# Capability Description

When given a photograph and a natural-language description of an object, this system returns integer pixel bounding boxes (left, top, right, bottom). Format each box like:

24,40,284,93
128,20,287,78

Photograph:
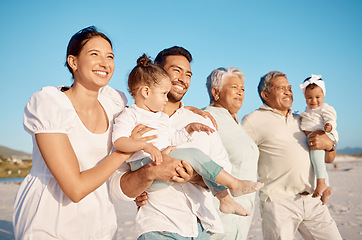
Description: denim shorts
137,221,210,240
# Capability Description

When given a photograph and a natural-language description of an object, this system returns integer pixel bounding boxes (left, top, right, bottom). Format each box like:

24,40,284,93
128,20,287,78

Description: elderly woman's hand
184,106,218,130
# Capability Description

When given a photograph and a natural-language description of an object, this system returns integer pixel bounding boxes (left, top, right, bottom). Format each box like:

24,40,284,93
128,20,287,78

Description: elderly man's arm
308,130,337,163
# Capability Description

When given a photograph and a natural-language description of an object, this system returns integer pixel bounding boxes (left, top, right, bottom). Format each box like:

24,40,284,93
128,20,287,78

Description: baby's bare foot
229,180,264,197
219,196,250,216
312,181,329,198
321,187,333,205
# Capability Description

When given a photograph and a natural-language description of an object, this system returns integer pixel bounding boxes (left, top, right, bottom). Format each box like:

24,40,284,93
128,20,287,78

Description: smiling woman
12,26,134,240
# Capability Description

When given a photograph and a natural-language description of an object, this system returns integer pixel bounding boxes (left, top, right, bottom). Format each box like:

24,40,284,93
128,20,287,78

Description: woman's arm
36,133,131,203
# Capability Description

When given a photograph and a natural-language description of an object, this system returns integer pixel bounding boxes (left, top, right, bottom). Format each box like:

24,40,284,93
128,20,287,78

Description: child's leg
215,170,263,197
203,177,250,216
130,158,172,191
170,148,263,197
215,189,251,216
307,132,334,199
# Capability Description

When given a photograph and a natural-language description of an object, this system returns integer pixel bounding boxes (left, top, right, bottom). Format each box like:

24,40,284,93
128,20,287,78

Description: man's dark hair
154,46,192,67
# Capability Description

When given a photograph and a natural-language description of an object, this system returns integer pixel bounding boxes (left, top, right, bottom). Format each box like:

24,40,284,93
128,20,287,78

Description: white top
242,105,314,202
205,106,259,240
112,104,190,162
13,86,127,240
109,105,231,238
300,103,339,142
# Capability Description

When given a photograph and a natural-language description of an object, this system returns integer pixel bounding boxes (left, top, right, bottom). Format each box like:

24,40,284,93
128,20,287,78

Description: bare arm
120,148,188,198
184,106,218,130
113,137,162,164
308,130,337,163
36,133,131,203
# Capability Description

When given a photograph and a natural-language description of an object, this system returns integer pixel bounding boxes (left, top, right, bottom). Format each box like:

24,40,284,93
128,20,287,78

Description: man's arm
120,148,195,198
308,130,337,163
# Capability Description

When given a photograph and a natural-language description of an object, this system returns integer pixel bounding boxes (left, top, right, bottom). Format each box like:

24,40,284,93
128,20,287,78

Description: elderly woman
204,67,259,240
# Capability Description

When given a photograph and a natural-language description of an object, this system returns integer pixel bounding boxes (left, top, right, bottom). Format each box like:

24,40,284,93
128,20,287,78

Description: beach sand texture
1,156,361,240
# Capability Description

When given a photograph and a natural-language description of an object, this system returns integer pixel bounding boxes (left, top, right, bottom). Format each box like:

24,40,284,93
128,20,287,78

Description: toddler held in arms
112,54,263,216
300,74,339,204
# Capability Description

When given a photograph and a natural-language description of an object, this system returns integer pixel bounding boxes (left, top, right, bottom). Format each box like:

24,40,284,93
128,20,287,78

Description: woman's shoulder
98,85,128,120
24,86,76,134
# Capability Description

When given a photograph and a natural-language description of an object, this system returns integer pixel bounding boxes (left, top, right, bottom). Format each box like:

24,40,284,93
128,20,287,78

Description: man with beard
110,46,231,239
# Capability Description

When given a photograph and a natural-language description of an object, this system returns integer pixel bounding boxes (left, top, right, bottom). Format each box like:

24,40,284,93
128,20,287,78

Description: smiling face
213,75,245,116
262,76,293,116
162,55,192,102
304,84,324,109
144,76,172,112
68,36,114,91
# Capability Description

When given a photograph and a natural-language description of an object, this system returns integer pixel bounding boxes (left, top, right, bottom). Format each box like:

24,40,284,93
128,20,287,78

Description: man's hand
308,130,333,150
308,130,336,163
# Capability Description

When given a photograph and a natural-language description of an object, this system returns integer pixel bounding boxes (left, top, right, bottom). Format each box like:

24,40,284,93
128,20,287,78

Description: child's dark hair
65,26,112,77
128,54,169,97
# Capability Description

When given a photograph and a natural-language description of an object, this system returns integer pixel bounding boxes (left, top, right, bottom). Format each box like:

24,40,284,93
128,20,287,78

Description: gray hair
258,71,287,103
206,67,245,103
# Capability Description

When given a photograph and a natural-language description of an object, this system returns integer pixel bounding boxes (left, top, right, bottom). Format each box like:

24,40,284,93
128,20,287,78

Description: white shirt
300,103,339,142
112,104,190,162
110,105,231,238
14,86,127,240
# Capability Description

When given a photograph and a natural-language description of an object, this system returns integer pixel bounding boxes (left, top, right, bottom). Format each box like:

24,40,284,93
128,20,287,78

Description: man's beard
167,90,185,103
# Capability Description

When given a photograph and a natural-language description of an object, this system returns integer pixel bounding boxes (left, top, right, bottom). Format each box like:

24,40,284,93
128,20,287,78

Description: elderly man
242,71,342,240
110,46,232,239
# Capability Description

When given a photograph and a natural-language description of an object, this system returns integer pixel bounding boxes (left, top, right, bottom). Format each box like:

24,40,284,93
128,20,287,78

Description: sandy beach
1,156,361,240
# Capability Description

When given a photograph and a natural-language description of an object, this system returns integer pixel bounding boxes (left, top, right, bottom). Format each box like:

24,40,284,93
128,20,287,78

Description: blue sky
1,0,361,153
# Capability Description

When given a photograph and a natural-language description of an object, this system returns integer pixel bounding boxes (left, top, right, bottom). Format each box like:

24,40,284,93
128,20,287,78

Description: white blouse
13,85,127,240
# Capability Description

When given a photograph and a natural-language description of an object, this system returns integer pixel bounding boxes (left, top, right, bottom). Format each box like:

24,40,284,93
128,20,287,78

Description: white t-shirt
112,104,190,162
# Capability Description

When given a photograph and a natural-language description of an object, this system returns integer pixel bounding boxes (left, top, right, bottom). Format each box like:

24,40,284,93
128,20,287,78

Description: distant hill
337,147,362,155
0,145,32,159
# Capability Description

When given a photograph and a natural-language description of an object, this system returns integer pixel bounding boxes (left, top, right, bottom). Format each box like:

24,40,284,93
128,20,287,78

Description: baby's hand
324,123,333,133
144,143,162,165
185,122,215,135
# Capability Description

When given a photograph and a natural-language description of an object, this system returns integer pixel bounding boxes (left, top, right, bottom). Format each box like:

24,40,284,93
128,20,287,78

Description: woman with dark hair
13,26,138,239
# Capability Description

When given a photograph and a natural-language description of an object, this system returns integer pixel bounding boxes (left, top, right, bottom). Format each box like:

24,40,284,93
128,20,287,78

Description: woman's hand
185,122,215,136
184,106,218,130
130,124,157,142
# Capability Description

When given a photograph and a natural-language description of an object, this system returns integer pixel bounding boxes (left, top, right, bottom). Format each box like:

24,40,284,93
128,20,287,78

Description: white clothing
242,105,314,202
242,104,341,239
205,106,259,240
112,104,190,162
110,105,231,238
260,194,342,240
13,86,127,240
300,103,339,142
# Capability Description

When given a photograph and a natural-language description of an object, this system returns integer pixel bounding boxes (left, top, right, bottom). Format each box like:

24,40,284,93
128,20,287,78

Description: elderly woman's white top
205,106,259,240
13,85,127,240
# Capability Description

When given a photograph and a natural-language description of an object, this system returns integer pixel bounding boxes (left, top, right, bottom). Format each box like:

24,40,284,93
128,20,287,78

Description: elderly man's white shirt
110,105,231,238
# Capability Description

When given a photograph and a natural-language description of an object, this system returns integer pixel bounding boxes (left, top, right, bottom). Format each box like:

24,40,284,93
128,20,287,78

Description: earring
214,95,219,101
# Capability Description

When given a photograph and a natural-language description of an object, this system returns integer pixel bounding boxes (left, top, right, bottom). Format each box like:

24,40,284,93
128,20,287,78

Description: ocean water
0,178,24,183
